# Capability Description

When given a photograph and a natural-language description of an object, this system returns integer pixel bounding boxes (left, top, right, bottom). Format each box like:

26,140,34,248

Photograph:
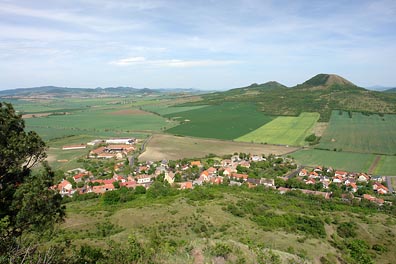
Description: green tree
0,102,65,255
113,181,120,189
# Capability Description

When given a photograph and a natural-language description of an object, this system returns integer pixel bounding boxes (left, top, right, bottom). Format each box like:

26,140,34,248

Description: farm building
62,144,86,150
105,138,136,145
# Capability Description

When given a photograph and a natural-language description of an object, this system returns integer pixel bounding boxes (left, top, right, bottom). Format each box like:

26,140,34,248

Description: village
54,138,393,206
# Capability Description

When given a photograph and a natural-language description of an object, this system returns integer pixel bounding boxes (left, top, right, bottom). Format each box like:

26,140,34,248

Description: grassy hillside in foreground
164,102,273,140
192,74,396,121
56,185,396,264
236,112,319,146
318,111,396,155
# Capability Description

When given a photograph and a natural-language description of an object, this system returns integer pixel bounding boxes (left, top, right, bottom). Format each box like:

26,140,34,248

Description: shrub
337,221,357,238
210,243,232,258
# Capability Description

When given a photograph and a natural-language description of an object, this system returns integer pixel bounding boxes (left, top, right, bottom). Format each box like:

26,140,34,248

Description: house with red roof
73,173,86,183
56,180,74,196
335,171,348,177
230,173,248,181
309,171,319,179
120,181,137,189
332,176,343,183
305,179,315,185
190,161,202,167
299,169,308,177
373,182,388,194
178,181,193,190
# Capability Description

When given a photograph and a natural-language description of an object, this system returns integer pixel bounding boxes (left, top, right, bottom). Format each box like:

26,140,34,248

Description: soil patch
139,134,299,162
22,113,52,119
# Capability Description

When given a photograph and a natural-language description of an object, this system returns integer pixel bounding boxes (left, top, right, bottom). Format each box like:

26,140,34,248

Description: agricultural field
318,111,396,155
24,107,177,140
141,104,208,115
374,156,396,176
236,112,319,146
165,102,273,140
139,134,297,162
290,149,376,173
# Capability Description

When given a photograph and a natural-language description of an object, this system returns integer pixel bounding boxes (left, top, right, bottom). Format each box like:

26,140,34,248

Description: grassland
139,134,298,161
290,149,376,173
165,102,273,140
319,111,396,155
236,112,319,146
59,185,396,264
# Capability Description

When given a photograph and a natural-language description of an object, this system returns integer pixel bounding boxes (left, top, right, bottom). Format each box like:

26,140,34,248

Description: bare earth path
368,155,381,174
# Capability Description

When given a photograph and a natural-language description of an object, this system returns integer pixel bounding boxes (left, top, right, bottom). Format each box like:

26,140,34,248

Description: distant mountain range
366,85,396,92
193,73,396,121
0,86,205,97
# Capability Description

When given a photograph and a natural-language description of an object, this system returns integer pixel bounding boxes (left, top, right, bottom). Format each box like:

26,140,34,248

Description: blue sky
0,0,395,90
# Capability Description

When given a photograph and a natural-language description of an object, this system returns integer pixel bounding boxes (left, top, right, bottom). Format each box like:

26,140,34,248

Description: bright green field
25,108,177,138
290,149,376,173
319,111,396,155
141,104,209,115
236,112,319,146
374,156,396,176
165,102,273,140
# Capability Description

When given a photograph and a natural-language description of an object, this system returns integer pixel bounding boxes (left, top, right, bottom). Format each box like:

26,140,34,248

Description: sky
0,0,395,90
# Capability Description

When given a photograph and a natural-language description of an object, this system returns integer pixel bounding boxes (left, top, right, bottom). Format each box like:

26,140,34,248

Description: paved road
386,176,394,193
285,166,303,179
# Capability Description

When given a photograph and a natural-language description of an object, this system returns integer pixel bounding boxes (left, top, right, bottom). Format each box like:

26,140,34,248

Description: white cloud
110,56,240,67
110,56,147,65
0,2,142,32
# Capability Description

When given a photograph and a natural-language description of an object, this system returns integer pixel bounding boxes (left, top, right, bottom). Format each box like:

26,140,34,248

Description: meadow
165,102,273,140
236,112,319,146
139,134,297,162
318,111,396,155
290,149,376,173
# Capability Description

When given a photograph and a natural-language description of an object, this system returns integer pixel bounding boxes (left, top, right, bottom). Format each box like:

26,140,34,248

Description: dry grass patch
312,122,328,137
139,134,298,161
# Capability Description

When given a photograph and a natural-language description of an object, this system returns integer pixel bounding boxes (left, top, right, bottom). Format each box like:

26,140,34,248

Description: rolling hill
0,86,204,98
196,74,396,121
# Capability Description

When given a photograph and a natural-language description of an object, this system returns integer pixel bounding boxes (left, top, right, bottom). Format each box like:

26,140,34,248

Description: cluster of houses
298,166,389,195
52,152,392,206
52,154,276,196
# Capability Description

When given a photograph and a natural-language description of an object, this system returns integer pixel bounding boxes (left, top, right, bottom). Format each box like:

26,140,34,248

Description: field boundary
368,155,381,174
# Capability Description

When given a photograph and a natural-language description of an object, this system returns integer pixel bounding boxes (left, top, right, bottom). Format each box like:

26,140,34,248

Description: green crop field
236,112,319,146
164,102,273,140
25,107,177,137
141,104,208,115
374,156,396,176
290,149,376,173
318,111,396,155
